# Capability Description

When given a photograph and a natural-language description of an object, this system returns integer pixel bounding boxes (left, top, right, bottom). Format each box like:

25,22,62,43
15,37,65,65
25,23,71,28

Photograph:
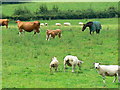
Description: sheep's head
78,60,84,65
94,63,100,69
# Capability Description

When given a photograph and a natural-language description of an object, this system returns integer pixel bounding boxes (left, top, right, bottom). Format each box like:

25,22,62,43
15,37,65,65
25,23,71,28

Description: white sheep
64,22,71,26
50,57,59,72
45,23,48,26
40,23,44,26
64,55,84,72
55,23,61,26
94,63,120,83
78,22,84,26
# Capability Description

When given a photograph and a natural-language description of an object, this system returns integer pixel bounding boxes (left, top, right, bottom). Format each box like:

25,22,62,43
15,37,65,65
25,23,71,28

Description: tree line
2,4,119,20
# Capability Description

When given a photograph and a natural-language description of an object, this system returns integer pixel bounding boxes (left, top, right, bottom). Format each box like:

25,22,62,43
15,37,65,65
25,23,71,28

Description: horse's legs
90,31,92,35
98,29,100,33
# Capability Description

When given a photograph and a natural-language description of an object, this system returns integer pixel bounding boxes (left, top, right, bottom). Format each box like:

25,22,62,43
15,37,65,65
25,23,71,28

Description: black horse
82,21,102,34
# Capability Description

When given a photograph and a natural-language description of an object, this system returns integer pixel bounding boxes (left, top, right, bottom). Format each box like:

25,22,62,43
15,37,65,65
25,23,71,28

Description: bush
10,5,119,20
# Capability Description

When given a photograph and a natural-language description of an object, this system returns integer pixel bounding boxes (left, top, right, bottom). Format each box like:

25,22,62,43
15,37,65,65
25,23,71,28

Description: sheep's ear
93,63,95,65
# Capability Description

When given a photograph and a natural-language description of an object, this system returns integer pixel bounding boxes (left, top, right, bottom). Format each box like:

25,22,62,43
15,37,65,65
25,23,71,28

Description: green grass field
2,18,119,88
2,2,118,16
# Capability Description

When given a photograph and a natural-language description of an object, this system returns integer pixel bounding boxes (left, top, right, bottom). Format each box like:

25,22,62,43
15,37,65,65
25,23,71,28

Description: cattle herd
0,19,120,84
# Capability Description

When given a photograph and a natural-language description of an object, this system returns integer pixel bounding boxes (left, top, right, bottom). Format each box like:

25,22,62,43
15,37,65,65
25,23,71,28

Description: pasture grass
2,18,118,88
2,2,118,16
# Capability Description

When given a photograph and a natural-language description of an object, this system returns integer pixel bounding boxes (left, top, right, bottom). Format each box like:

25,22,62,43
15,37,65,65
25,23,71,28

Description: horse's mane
86,22,93,25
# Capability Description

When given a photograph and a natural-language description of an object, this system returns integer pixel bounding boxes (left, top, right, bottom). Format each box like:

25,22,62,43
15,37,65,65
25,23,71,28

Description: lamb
50,57,59,72
94,63,120,83
64,55,84,72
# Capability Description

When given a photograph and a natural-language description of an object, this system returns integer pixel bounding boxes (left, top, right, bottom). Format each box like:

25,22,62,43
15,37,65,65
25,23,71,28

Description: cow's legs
6,25,8,29
46,34,49,41
58,33,61,38
19,29,23,36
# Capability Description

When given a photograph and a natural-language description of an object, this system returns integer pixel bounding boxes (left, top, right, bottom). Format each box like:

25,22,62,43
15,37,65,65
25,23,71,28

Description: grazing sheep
55,23,61,26
94,63,120,83
64,55,84,72
79,22,84,26
40,23,44,26
64,22,71,26
50,57,59,72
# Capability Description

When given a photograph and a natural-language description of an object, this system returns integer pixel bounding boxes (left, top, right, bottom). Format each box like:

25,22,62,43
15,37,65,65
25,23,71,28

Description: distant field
2,2,118,16
2,18,119,88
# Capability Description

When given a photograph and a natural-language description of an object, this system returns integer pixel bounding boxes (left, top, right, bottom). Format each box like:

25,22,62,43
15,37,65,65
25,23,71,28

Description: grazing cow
50,57,59,73
55,23,61,26
0,19,9,28
82,21,102,34
64,55,84,72
94,63,120,83
16,20,40,35
64,22,71,26
46,29,62,41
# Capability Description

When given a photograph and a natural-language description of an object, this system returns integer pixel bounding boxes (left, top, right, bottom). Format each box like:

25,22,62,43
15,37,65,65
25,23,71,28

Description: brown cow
16,20,40,35
0,19,9,28
46,29,62,41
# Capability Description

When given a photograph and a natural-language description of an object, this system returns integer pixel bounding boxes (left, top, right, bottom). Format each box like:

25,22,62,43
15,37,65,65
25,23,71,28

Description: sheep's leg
102,76,106,83
50,67,52,72
72,65,75,72
118,76,120,83
55,67,58,72
79,65,81,70
113,75,117,83
64,62,66,72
